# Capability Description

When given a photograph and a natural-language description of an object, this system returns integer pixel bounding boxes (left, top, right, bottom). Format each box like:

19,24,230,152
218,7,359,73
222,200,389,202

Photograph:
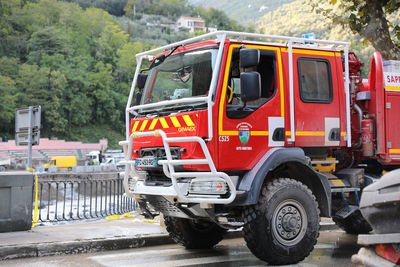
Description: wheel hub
276,205,302,240
272,199,307,246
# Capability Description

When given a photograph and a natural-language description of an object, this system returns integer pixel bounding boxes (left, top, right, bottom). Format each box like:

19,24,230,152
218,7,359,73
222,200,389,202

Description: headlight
188,179,227,195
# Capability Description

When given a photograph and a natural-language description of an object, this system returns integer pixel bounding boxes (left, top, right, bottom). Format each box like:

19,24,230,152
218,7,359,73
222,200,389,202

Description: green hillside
189,0,295,25
0,0,251,147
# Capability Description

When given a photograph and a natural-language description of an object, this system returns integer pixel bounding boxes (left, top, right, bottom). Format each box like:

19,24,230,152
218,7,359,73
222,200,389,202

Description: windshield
140,49,217,112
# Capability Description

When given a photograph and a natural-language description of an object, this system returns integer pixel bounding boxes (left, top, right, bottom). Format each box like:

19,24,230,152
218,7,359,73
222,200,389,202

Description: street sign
15,106,41,146
15,131,40,146
15,106,41,168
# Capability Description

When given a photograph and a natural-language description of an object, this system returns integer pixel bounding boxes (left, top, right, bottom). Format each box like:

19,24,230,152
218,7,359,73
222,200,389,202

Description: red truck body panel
130,40,400,171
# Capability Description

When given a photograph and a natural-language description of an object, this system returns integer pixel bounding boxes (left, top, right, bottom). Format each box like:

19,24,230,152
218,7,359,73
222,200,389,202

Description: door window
226,49,277,118
298,58,332,103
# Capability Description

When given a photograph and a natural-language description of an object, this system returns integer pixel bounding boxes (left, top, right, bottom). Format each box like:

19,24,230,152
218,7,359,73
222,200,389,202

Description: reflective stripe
148,118,159,130
386,86,400,91
159,118,169,128
295,131,325,136
170,116,181,127
132,121,140,132
139,120,149,131
251,131,269,136
281,48,336,57
182,115,195,126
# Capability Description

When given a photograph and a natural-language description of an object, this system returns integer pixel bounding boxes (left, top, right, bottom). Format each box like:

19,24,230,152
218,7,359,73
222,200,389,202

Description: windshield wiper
141,45,182,72
163,103,207,113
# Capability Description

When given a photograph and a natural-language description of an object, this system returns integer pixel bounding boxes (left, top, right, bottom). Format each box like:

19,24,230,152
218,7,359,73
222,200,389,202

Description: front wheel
164,216,226,249
243,178,320,265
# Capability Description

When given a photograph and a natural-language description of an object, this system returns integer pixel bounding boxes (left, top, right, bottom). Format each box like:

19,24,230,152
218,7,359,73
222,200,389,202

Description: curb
0,234,174,261
0,223,337,261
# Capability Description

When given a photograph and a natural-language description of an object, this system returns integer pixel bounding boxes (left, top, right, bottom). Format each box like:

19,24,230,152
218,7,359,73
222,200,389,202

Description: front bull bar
119,130,236,204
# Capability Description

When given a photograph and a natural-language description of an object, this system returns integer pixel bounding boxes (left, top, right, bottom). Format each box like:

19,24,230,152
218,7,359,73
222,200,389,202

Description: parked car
352,169,400,266
0,158,10,172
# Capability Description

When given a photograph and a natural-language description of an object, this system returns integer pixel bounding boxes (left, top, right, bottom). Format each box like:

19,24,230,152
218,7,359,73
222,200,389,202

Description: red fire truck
119,31,400,264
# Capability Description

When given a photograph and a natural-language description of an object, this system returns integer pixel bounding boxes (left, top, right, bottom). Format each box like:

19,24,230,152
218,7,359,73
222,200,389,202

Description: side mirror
240,72,261,102
240,48,260,68
137,73,148,89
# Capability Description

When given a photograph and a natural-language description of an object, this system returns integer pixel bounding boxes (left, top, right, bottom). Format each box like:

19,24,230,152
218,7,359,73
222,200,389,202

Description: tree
95,23,128,67
45,71,68,136
310,0,400,60
124,0,135,19
27,27,70,63
0,75,16,133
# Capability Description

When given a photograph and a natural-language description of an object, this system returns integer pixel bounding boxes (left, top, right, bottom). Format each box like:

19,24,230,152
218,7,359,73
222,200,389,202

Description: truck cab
119,31,400,264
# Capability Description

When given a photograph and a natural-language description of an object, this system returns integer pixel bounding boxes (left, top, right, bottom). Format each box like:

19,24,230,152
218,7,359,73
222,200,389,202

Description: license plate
135,157,158,168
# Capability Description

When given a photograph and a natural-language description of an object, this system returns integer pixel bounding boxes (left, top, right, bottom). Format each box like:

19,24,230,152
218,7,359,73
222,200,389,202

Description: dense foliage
0,0,251,147
3,0,396,148
0,0,152,146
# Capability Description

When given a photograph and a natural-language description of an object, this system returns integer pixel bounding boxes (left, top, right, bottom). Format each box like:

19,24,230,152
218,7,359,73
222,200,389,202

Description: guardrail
34,173,138,223
35,164,124,173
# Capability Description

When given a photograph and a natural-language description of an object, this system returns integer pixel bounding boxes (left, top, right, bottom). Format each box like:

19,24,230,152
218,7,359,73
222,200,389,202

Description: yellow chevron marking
132,121,140,132
139,120,149,131
170,117,181,127
182,115,194,126
159,118,169,128
148,118,159,130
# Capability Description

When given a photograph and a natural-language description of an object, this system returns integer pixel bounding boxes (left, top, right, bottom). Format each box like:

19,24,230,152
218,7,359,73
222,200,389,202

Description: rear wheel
243,178,320,265
164,216,226,249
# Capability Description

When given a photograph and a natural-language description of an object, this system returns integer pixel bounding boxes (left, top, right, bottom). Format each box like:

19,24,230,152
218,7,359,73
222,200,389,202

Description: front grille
140,146,181,160
140,147,181,186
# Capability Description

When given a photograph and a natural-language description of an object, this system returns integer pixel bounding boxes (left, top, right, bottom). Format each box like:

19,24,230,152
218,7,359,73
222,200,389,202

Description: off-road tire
333,209,372,234
164,216,226,249
243,178,320,265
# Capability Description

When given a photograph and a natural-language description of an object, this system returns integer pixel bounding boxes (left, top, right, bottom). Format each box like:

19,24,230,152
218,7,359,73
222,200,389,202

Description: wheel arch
233,147,331,217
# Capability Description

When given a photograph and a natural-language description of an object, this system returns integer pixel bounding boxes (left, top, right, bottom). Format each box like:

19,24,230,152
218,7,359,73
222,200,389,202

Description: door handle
272,128,285,141
328,128,340,141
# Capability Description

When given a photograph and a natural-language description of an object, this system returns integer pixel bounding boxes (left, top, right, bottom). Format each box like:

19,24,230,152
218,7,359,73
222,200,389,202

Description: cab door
291,51,342,147
217,44,285,171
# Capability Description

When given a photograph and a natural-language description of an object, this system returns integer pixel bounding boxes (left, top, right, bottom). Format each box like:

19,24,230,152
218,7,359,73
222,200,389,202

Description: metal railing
33,174,138,223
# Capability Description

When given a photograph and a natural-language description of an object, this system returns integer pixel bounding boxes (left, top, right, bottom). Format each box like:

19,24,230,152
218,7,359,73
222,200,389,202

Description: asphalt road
2,230,359,266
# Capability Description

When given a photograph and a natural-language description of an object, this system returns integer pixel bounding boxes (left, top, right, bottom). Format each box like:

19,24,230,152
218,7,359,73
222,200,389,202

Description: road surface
2,230,359,266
